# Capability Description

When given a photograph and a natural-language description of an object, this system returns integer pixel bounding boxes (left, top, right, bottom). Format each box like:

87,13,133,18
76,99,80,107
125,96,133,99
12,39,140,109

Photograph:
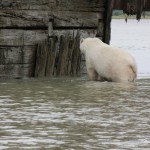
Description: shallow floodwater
0,77,150,149
0,19,150,149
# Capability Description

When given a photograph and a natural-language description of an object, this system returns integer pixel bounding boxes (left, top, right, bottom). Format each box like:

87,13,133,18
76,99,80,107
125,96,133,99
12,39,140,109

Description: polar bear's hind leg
87,68,98,81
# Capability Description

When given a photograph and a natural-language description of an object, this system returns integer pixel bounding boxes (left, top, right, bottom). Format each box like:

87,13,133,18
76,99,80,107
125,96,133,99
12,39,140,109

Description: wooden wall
0,0,106,79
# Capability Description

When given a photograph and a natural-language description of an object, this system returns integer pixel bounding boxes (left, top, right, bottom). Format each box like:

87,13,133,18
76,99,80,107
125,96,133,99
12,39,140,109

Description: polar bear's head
80,37,103,54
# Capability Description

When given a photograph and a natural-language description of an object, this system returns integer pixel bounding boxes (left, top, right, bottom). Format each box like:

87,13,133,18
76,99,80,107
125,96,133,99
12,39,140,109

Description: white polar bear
80,37,137,82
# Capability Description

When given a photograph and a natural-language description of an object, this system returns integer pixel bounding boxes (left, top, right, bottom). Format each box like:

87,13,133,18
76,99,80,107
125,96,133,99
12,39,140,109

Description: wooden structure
0,0,105,79
113,0,150,20
0,0,149,79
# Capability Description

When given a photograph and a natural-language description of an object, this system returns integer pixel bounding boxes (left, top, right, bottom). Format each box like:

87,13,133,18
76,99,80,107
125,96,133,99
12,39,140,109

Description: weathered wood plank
0,0,104,12
0,29,47,46
53,11,103,28
55,31,81,76
67,38,74,75
0,0,56,10
34,37,57,77
57,0,105,12
0,10,49,28
56,35,69,76
45,37,57,76
71,31,81,75
54,29,97,39
0,10,103,28
34,40,48,77
0,29,98,46
0,64,32,79
0,46,36,64
96,19,104,38
80,60,87,74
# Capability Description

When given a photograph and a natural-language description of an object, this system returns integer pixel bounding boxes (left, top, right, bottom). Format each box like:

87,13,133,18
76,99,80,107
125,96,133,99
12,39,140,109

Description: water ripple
0,77,150,149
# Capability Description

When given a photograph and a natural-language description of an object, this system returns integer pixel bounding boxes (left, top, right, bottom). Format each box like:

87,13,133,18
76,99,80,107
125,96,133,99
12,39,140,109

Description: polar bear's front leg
87,67,98,81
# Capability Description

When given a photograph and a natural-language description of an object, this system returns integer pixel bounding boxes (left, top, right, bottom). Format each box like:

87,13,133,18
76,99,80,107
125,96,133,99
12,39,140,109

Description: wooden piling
45,37,57,76
34,30,81,77
34,40,48,77
68,31,81,75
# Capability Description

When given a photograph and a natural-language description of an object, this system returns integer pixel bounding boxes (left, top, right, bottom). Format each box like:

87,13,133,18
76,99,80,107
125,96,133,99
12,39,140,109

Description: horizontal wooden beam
0,46,36,64
0,10,103,28
0,64,33,78
0,0,104,12
0,29,47,46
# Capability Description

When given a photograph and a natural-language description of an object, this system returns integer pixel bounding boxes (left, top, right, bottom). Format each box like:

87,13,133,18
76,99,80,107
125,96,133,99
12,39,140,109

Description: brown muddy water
0,77,150,149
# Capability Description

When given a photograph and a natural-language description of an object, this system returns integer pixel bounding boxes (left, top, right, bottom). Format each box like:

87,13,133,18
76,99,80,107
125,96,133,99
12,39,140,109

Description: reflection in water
0,77,150,149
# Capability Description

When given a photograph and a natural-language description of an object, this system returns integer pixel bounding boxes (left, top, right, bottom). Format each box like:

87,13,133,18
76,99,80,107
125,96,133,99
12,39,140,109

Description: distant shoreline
112,15,150,19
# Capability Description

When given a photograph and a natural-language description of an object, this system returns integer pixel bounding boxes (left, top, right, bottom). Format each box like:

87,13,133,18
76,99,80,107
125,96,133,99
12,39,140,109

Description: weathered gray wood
80,59,87,74
0,29,47,46
0,28,98,78
0,0,106,78
96,19,104,39
0,10,49,28
0,10,103,28
34,40,48,77
54,29,97,39
0,64,32,79
57,0,105,12
0,46,36,64
0,0,104,12
71,31,81,75
53,11,103,28
0,0,56,10
56,35,70,76
55,31,81,76
67,38,74,75
45,37,57,76
48,19,54,36
45,20,56,76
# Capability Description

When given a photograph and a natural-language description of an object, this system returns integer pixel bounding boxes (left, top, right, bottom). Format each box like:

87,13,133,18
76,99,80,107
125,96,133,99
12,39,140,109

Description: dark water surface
0,77,150,149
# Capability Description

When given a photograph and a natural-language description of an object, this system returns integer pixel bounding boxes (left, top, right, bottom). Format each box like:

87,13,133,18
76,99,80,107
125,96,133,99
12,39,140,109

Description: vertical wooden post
34,40,48,77
48,19,54,37
103,0,115,44
96,19,103,40
55,31,81,76
0,49,5,65
71,31,81,75
45,19,57,76
56,35,70,76
67,38,74,75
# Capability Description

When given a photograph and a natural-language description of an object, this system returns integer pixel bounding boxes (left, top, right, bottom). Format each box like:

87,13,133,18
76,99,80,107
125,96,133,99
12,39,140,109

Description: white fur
80,37,137,82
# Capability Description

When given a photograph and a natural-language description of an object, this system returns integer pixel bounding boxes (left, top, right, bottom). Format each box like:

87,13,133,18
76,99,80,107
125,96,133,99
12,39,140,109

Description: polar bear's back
86,39,135,64
80,37,137,82
85,38,137,80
